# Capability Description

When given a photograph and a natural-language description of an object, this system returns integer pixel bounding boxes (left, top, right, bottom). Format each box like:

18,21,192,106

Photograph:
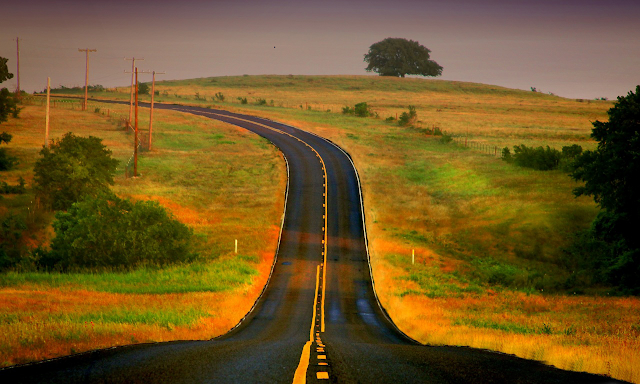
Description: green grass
0,258,257,294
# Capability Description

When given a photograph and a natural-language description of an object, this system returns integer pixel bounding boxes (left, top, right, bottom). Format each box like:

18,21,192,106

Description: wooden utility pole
45,77,50,147
148,70,165,150
79,48,97,111
15,37,20,97
124,57,144,127
134,67,139,177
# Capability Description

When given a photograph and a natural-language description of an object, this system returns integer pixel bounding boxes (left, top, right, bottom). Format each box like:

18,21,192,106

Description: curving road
0,103,626,383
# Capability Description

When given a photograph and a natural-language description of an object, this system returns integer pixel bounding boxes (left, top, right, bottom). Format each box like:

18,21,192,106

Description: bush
255,98,267,106
354,102,371,117
214,92,225,102
33,132,119,210
138,82,150,95
501,144,581,171
0,213,28,270
0,132,17,171
398,105,417,126
237,97,247,104
45,194,196,271
0,177,26,194
342,106,354,115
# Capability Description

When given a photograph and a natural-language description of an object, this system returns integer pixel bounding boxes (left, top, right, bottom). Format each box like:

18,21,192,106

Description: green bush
138,82,150,95
33,132,119,211
398,105,417,126
255,98,267,105
214,92,225,102
0,132,17,171
501,144,581,171
237,97,247,104
0,213,28,270
45,194,196,271
354,102,371,117
342,106,353,115
0,176,26,194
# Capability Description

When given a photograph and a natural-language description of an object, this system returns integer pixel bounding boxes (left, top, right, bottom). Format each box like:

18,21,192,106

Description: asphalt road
0,102,626,384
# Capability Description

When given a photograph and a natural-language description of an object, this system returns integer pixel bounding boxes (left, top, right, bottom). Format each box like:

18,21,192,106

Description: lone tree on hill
364,38,443,78
571,85,640,291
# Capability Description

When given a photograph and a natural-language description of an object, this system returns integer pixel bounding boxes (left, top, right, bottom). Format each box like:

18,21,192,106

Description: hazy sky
1,0,639,99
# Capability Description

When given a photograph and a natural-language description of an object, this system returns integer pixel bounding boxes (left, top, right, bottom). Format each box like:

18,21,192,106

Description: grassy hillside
23,75,639,382
0,100,286,366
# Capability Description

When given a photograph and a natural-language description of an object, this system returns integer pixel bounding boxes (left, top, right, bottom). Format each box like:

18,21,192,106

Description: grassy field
15,75,639,382
0,100,286,366
80,75,638,382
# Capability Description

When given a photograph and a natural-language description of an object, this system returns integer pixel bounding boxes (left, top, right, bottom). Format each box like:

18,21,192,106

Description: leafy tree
0,132,17,171
0,57,19,124
0,213,28,270
45,193,195,270
571,85,640,291
33,132,119,210
138,82,150,95
364,38,443,78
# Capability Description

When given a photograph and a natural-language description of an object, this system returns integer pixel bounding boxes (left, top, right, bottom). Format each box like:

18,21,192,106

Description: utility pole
124,57,144,127
45,77,50,147
134,67,139,177
78,48,97,111
15,37,20,98
148,70,165,150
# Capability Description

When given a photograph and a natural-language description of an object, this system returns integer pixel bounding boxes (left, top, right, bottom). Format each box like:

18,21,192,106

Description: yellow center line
197,112,330,383
204,112,329,333
293,265,321,384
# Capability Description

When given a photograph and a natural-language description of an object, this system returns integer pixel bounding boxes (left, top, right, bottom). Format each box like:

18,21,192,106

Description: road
0,102,625,383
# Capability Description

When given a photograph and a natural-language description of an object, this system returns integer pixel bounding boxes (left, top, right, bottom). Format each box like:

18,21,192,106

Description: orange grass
0,102,285,367
26,78,637,381
150,76,636,383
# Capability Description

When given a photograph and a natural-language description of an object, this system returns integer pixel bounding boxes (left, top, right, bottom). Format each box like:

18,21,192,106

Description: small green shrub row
501,144,582,171
342,102,374,117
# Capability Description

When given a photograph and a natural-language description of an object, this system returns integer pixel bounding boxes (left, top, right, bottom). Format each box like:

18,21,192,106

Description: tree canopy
33,132,119,210
571,85,640,291
0,57,18,124
364,38,443,78
45,193,195,270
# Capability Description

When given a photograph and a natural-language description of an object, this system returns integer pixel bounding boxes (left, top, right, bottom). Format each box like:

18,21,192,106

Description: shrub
398,105,417,126
214,92,225,102
0,132,17,171
33,132,119,211
45,194,196,271
502,143,584,172
354,102,371,117
138,82,150,95
501,147,512,162
237,97,248,104
342,106,354,115
255,98,267,105
0,213,27,270
0,177,26,194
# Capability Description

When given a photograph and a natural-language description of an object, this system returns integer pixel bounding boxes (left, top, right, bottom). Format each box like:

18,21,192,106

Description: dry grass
0,100,285,367
124,75,638,383
47,76,638,382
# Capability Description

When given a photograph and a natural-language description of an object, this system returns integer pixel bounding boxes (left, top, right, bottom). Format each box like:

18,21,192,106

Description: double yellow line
193,111,328,384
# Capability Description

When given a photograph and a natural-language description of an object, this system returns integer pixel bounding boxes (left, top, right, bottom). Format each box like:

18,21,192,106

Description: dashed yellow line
195,112,330,383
